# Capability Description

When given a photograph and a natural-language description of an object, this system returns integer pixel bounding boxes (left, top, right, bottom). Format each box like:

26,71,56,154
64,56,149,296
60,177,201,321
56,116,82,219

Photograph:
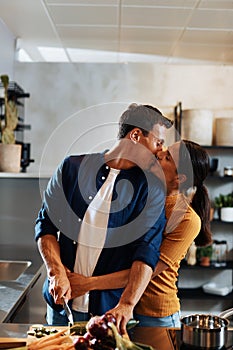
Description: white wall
14,62,233,174
0,19,15,78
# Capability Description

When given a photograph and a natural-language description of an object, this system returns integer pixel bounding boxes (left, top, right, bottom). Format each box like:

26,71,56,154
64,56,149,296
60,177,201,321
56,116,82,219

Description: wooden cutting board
0,337,26,349
0,325,70,350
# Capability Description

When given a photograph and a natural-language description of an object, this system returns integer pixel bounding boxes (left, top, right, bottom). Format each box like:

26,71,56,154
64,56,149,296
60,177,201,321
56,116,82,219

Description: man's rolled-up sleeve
35,159,65,241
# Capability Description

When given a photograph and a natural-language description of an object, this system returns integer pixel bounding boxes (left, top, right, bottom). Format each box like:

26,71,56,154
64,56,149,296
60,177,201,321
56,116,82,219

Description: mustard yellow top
135,194,201,317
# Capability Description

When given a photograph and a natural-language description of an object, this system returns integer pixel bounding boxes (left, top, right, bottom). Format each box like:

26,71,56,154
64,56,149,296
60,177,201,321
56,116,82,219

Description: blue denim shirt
35,151,166,315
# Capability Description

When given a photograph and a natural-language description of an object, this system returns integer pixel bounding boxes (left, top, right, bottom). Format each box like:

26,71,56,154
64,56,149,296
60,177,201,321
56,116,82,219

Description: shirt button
102,176,105,180
78,218,82,222
106,165,109,169
89,195,93,200
73,241,77,245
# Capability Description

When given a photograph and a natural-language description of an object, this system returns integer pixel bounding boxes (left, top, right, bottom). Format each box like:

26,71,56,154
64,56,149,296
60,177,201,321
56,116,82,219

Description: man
35,103,173,330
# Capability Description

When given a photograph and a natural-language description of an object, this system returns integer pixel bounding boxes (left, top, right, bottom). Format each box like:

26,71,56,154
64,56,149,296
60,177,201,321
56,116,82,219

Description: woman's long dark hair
178,140,212,247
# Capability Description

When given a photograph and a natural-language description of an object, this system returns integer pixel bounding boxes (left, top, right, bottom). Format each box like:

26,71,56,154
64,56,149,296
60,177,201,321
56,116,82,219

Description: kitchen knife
62,298,74,326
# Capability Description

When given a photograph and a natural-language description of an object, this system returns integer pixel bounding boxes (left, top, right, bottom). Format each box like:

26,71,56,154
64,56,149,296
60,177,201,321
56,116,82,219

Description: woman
68,140,212,329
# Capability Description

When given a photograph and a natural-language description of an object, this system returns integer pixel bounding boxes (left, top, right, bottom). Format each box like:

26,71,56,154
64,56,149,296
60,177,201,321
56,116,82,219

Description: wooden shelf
180,261,233,270
178,287,233,300
211,219,233,225
202,145,233,150
206,175,233,181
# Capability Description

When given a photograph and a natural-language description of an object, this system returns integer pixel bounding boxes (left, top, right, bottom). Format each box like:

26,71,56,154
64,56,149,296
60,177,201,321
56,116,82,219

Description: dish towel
72,167,120,312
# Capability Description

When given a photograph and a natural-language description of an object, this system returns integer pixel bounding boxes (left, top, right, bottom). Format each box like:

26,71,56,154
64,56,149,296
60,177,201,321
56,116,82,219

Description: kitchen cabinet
0,176,49,323
178,145,233,315
0,174,49,246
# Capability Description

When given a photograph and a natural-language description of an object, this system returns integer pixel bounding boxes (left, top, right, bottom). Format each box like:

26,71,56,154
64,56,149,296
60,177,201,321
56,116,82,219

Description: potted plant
196,244,213,266
0,74,21,172
214,192,233,222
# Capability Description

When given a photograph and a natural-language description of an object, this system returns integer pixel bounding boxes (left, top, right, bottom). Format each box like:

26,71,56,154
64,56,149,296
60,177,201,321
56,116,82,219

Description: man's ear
129,128,141,143
178,174,187,184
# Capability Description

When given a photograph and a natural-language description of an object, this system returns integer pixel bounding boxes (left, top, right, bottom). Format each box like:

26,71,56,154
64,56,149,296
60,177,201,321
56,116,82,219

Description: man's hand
48,271,71,305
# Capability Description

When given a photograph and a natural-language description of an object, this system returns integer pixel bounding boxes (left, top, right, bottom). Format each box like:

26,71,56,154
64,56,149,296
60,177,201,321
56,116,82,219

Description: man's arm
37,235,71,304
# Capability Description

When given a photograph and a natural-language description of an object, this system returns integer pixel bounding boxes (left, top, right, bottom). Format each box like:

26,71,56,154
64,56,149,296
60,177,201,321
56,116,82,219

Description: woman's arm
68,268,129,299
152,259,169,277
68,259,169,298
107,261,153,335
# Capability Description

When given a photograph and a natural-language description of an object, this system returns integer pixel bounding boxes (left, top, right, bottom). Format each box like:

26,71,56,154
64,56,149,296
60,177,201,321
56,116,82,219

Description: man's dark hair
118,103,173,139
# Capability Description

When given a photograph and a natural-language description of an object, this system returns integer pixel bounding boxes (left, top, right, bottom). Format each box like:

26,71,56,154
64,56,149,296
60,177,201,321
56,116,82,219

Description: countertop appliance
169,329,233,349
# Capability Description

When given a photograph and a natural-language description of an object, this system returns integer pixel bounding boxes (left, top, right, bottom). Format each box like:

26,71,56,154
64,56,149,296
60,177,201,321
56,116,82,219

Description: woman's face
151,142,181,192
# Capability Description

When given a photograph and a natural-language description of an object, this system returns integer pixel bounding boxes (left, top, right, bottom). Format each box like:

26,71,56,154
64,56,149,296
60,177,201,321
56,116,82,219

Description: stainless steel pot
181,308,233,349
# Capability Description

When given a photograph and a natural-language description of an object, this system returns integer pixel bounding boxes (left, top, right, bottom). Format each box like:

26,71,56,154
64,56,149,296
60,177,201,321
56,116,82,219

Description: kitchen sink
0,260,31,281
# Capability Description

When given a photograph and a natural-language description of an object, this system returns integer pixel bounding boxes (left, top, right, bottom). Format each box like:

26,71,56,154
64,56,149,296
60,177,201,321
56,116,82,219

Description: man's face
141,124,166,155
136,124,167,171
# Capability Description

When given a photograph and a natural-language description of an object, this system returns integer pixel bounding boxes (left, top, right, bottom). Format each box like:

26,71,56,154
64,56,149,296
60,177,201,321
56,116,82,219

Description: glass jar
211,240,221,267
212,240,228,266
219,240,227,266
224,166,233,177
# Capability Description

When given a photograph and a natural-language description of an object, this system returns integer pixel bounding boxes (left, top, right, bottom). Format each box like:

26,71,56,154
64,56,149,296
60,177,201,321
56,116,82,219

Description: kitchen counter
0,245,44,323
0,324,232,349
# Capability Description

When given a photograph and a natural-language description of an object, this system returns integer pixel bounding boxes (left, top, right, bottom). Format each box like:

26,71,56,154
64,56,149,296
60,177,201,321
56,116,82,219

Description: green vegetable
27,325,58,338
126,319,139,330
108,322,150,350
70,321,88,335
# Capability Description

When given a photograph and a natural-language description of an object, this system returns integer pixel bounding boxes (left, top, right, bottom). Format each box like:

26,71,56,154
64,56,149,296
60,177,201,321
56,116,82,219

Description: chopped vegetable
27,326,58,338
23,314,151,350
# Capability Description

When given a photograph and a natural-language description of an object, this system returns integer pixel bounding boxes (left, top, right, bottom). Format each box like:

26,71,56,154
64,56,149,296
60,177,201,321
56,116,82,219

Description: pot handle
219,308,233,319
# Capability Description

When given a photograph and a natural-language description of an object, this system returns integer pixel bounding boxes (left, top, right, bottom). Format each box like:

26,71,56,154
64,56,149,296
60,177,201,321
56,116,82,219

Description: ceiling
1,0,233,64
